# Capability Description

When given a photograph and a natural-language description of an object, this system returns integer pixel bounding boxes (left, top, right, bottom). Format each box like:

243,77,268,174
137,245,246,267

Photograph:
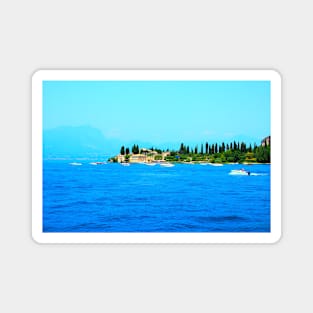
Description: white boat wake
229,169,249,176
229,169,268,176
160,163,175,167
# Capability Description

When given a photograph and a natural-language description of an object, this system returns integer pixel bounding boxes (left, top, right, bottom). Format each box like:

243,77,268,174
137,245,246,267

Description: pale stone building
261,136,271,147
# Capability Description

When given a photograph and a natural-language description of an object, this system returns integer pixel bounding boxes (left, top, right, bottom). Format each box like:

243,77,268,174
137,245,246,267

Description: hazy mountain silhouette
43,126,120,159
43,125,265,159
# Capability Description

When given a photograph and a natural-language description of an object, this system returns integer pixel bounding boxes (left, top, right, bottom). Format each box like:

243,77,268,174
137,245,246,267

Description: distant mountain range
43,125,264,159
43,126,162,159
43,126,115,159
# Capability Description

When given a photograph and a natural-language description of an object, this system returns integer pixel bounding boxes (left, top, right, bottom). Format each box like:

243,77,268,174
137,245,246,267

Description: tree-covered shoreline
109,138,271,164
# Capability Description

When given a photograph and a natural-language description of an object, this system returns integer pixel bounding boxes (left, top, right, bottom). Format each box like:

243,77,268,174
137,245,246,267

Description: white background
0,1,311,312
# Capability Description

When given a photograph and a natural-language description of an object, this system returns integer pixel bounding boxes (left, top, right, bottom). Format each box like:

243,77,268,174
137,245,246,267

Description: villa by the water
117,148,170,164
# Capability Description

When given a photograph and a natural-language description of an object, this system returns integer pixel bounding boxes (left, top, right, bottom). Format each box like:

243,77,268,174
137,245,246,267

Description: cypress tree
179,143,185,154
125,147,130,155
205,142,209,154
120,146,125,155
222,142,225,153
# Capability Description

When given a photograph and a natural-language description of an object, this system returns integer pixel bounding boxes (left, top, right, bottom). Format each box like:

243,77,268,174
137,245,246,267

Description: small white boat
144,162,156,166
120,163,130,166
160,162,174,167
69,162,82,166
209,163,223,167
90,161,106,165
229,169,250,176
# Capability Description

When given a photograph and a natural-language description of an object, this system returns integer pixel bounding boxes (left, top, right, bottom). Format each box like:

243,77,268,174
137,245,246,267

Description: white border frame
32,70,281,244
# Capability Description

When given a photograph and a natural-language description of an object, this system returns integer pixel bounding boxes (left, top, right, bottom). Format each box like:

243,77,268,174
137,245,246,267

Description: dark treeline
117,139,270,163
178,141,251,155
172,140,270,163
120,144,164,156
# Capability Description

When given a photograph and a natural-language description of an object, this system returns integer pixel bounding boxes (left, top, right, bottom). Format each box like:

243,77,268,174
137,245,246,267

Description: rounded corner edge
31,231,44,245
269,231,282,244
31,69,45,83
268,69,282,83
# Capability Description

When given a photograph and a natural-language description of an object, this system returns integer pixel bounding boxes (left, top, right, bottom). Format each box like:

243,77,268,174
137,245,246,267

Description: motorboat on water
69,162,82,166
160,162,174,167
229,169,251,176
208,163,223,167
120,162,130,166
144,162,156,166
89,161,106,165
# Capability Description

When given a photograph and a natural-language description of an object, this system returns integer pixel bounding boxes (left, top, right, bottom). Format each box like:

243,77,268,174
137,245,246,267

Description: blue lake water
43,161,270,232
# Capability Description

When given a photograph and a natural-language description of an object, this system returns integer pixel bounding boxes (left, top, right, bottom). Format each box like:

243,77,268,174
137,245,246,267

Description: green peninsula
109,136,271,164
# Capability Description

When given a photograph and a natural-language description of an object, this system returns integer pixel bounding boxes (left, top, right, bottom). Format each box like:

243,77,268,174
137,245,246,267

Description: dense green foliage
165,141,270,163
132,144,140,154
167,141,270,163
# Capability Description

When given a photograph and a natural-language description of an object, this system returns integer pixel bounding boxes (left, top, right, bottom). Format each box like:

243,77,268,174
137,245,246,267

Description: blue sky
43,80,270,147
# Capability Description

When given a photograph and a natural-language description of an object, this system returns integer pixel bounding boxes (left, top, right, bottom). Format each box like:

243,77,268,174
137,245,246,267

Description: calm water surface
43,161,270,232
